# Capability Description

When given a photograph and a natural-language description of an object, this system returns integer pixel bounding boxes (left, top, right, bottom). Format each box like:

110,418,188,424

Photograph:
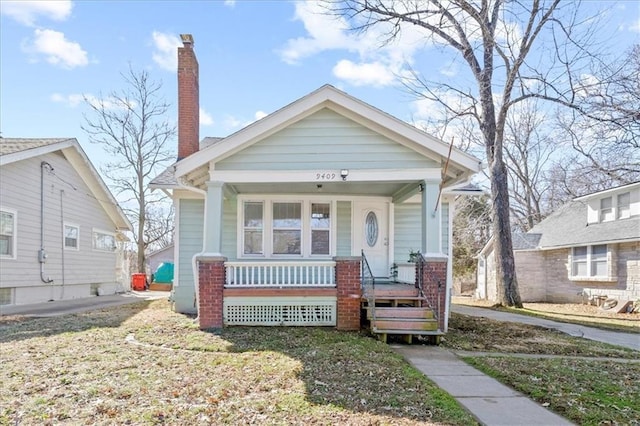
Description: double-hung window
243,202,264,255
617,192,630,219
571,244,608,278
241,199,332,257
311,203,330,255
0,209,16,258
600,197,613,222
64,224,79,250
272,202,302,255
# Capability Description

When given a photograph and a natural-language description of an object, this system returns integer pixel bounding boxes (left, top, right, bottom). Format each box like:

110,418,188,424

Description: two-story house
477,182,640,305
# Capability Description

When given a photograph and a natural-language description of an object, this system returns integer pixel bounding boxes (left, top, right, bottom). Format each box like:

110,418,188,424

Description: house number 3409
316,173,336,180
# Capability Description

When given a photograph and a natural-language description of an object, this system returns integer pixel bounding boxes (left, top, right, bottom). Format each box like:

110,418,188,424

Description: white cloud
24,29,88,69
50,93,84,107
51,92,134,110
0,0,72,26
151,31,181,72
254,110,268,120
333,60,395,87
200,108,214,126
279,1,431,87
278,1,355,65
224,0,236,7
630,18,640,33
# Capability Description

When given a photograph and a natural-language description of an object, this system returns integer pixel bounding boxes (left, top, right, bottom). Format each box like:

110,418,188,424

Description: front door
353,201,389,277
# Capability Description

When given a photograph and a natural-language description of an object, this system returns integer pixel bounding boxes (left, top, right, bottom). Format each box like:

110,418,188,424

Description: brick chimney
177,34,199,160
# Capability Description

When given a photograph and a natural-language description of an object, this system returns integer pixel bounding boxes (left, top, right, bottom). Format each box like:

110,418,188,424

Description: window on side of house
600,196,614,222
571,245,608,278
0,209,16,258
571,246,588,276
617,192,630,219
243,202,264,255
64,224,79,250
93,230,116,251
272,202,302,255
311,203,330,255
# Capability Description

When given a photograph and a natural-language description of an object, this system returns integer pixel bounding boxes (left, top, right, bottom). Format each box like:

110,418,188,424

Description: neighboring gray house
146,244,174,275
477,182,640,303
0,138,132,306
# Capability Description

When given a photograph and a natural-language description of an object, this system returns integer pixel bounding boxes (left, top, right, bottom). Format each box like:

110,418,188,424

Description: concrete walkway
393,345,573,425
451,304,640,351
0,291,168,317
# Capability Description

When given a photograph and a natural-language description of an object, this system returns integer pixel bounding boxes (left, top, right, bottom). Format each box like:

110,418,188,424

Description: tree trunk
490,158,523,307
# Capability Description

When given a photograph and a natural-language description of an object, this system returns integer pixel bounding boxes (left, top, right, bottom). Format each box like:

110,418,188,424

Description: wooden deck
362,282,442,343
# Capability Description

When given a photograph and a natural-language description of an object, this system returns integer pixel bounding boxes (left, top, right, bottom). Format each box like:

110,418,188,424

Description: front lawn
0,300,475,425
443,313,640,425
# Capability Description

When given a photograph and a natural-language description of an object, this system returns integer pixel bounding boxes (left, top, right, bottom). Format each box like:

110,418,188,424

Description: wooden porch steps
362,283,441,344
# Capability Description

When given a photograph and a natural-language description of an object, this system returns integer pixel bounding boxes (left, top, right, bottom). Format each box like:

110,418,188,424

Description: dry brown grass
0,300,476,426
452,296,640,333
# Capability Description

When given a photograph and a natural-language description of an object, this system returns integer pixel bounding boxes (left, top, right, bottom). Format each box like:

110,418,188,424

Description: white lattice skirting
224,296,337,326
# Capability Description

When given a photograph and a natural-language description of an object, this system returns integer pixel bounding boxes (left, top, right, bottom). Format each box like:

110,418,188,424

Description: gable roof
527,200,639,249
174,85,482,182
0,137,132,232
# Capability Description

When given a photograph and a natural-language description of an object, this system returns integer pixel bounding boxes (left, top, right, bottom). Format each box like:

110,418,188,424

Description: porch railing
416,255,444,329
361,250,376,328
225,261,336,287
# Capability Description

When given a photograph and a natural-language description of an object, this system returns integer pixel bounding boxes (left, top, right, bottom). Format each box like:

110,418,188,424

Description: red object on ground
131,273,146,291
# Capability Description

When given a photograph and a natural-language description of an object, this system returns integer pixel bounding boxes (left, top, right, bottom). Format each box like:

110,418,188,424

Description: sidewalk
393,345,573,425
0,291,168,317
451,304,640,351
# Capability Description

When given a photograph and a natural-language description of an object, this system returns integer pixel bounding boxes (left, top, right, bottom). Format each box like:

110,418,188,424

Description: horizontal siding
336,201,351,256
0,152,121,299
441,202,449,255
177,199,204,312
222,199,238,261
217,108,438,171
393,204,422,263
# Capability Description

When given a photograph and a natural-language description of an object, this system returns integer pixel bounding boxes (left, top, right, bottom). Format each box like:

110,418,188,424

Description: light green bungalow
150,35,482,340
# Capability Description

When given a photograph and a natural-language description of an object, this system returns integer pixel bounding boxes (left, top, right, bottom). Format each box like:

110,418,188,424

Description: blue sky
1,0,639,170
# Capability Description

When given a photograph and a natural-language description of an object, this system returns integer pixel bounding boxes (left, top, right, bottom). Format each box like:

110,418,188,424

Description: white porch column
421,180,441,255
204,181,224,254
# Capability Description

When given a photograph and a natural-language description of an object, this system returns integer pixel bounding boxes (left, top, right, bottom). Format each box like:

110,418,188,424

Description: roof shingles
0,138,73,156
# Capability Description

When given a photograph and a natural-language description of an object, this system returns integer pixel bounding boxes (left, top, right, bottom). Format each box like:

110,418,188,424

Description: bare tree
559,45,640,185
327,0,608,307
503,100,556,231
83,66,175,273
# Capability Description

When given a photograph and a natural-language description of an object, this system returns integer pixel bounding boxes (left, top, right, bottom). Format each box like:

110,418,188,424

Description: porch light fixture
340,169,349,181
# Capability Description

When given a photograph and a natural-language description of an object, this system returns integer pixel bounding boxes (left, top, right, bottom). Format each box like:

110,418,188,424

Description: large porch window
241,199,333,258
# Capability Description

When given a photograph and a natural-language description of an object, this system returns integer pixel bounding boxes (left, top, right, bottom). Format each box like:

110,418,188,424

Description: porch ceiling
227,181,414,197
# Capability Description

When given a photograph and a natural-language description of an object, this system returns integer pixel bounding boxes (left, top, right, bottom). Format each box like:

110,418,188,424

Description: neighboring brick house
477,182,640,304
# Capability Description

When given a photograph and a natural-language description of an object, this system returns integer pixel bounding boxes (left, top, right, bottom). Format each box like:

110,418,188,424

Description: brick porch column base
197,255,227,330
419,256,448,331
334,256,362,331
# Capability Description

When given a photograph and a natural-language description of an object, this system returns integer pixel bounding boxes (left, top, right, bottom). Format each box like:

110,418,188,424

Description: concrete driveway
0,291,169,318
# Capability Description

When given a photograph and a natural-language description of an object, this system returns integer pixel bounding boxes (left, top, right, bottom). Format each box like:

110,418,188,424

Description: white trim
574,182,640,201
570,244,610,279
210,168,442,184
238,196,337,260
0,139,75,166
63,222,80,251
0,207,17,260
